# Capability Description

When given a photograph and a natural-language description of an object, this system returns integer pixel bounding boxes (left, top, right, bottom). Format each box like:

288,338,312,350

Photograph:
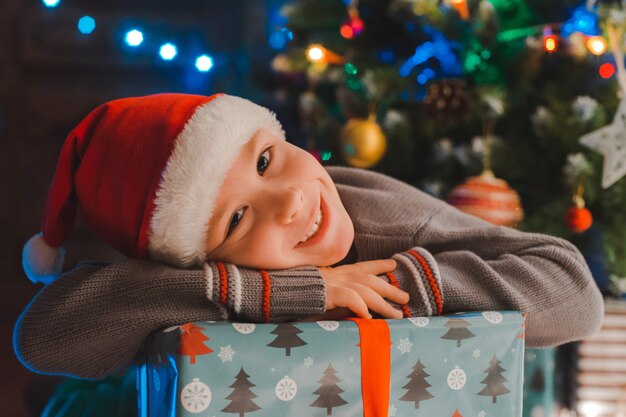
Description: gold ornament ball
340,117,387,168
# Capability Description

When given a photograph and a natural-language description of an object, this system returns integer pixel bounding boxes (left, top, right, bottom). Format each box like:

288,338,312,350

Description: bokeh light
78,16,96,35
306,45,325,62
599,62,615,79
586,36,607,56
159,43,178,60
195,55,214,72
125,29,144,47
42,0,61,8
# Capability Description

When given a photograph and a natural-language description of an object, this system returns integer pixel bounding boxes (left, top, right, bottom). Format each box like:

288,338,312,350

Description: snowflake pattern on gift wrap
473,348,481,358
447,366,467,390
232,323,256,334
397,338,413,354
389,403,398,416
275,376,298,401
218,345,235,363
180,378,211,413
304,357,314,368
478,411,486,417
349,356,354,363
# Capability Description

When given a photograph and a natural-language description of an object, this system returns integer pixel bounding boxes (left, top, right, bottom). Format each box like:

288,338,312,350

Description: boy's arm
377,206,605,348
14,259,325,379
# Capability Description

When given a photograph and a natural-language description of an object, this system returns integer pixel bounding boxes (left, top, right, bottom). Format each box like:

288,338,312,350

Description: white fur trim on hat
22,232,66,285
148,95,285,267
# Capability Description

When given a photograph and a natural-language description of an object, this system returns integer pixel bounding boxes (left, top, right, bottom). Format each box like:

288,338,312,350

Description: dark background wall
0,1,283,415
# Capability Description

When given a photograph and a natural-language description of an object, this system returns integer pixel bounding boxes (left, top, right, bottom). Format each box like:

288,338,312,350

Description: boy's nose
273,186,304,224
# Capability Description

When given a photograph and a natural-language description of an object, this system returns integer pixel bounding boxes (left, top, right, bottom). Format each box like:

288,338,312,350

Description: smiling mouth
295,196,329,248
299,208,323,244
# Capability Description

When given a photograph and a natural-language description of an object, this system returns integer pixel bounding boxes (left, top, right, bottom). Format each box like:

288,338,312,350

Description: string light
306,44,344,64
599,62,615,79
77,16,96,35
195,55,214,72
42,0,60,8
159,43,177,60
125,29,144,47
586,36,607,55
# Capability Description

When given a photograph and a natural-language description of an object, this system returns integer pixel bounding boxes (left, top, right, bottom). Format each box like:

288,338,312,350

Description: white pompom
22,233,65,285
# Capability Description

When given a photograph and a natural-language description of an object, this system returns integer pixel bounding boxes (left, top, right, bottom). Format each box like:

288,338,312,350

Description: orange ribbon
348,318,391,417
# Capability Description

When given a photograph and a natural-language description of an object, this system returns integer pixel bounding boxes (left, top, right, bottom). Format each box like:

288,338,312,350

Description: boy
15,93,604,379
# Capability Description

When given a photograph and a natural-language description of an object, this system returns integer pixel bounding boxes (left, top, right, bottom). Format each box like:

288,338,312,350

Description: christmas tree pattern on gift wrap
478,355,510,403
310,364,348,415
441,317,476,348
398,358,434,408
222,367,261,417
267,323,307,356
176,323,213,364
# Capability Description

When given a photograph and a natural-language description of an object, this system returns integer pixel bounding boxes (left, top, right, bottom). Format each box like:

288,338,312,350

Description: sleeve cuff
387,247,444,317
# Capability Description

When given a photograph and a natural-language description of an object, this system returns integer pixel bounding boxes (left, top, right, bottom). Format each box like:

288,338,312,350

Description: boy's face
204,129,355,269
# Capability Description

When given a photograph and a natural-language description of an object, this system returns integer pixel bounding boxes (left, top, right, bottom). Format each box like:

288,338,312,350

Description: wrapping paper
138,311,525,417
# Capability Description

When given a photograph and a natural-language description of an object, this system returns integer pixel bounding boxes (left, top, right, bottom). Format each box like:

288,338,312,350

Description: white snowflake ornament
580,97,626,188
232,323,256,334
181,378,212,413
275,376,298,401
218,345,235,363
408,317,429,327
397,338,413,354
447,366,467,390
317,321,340,331
482,311,503,324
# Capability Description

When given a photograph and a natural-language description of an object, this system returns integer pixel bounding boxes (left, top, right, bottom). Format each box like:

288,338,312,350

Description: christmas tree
399,358,435,408
176,323,213,365
221,368,262,417
267,323,307,356
266,0,626,295
310,364,348,415
441,317,476,347
478,355,511,403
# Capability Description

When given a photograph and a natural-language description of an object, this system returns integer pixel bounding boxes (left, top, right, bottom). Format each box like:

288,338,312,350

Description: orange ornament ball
565,206,593,233
447,171,524,227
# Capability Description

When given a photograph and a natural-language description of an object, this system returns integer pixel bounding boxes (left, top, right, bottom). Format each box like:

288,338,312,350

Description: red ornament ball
447,172,524,227
565,206,593,233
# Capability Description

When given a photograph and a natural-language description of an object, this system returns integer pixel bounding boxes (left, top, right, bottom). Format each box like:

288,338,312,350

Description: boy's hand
319,259,409,319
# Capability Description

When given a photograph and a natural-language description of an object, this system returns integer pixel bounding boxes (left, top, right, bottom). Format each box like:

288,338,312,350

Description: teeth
300,209,323,243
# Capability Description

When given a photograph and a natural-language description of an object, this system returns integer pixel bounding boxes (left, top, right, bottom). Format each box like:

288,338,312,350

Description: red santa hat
23,93,284,284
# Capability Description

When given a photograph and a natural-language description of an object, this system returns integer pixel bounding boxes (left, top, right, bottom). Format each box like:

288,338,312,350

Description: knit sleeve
410,206,605,348
13,259,325,379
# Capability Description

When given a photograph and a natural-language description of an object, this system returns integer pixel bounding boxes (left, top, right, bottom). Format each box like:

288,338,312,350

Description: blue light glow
269,28,293,50
195,55,214,72
125,29,144,47
42,0,61,8
159,43,178,60
562,7,600,37
78,16,96,35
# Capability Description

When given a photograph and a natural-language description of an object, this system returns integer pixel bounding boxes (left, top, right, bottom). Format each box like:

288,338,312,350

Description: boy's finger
338,287,371,319
354,259,396,275
352,283,403,319
355,274,410,304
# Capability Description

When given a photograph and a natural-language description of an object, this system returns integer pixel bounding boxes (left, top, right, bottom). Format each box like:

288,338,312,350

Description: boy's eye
227,207,245,236
257,148,271,175
226,147,271,238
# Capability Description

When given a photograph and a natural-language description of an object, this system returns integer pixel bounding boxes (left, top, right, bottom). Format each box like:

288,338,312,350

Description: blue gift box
138,311,525,417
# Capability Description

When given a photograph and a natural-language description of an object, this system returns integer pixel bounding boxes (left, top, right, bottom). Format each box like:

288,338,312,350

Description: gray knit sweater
14,166,604,379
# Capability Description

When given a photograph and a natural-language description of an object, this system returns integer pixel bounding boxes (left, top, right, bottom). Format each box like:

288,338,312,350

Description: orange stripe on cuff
260,270,271,323
406,250,443,315
385,272,412,318
348,318,391,417
217,262,228,305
